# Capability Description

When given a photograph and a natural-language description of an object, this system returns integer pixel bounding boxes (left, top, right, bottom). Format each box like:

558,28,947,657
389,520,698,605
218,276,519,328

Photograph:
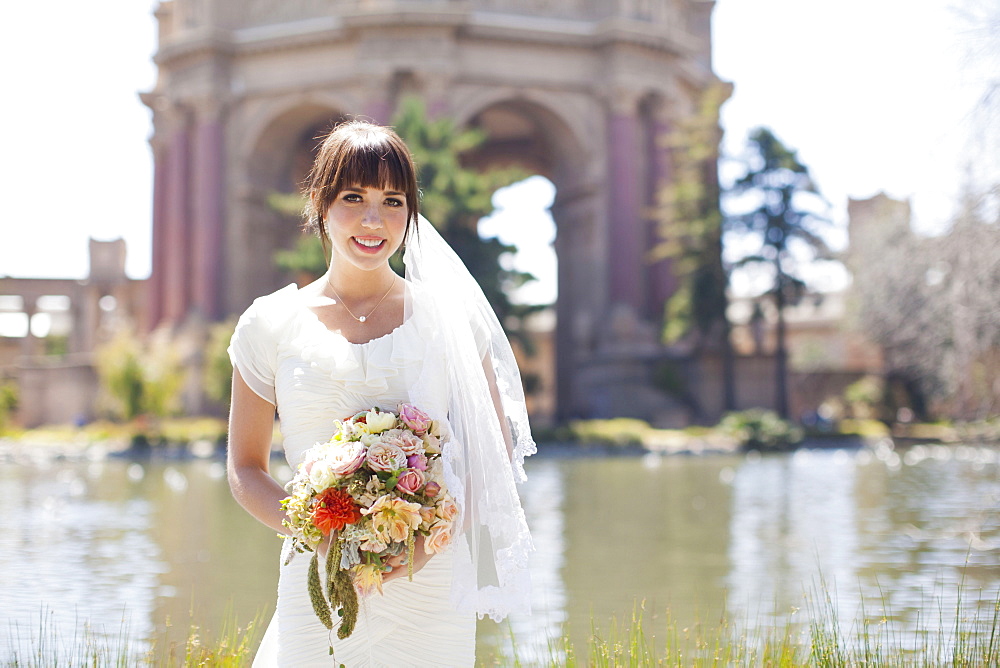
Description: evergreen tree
651,83,735,415
392,97,541,348
726,128,831,418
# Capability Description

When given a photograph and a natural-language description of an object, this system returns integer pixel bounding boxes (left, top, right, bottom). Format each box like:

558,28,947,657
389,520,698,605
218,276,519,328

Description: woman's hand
382,535,432,584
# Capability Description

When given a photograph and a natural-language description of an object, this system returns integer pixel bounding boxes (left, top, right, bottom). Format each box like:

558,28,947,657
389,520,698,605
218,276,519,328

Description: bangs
305,120,419,244
334,139,411,194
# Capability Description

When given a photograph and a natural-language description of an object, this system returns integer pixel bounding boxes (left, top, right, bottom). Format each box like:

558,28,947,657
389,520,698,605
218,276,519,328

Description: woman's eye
386,198,403,207
343,194,362,203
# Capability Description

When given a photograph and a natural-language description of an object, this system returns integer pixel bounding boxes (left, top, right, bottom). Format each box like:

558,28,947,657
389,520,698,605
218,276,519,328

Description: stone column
20,297,38,358
162,109,193,324
647,106,677,318
424,74,453,119
605,92,645,314
78,286,101,354
191,101,226,320
365,76,394,124
146,141,168,330
552,186,600,421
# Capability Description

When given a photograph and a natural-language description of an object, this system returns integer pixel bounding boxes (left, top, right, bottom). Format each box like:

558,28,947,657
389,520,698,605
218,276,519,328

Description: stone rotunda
143,0,724,422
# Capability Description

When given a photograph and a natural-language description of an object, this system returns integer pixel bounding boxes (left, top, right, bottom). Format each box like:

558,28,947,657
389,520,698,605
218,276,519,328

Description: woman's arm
482,352,514,461
227,367,289,535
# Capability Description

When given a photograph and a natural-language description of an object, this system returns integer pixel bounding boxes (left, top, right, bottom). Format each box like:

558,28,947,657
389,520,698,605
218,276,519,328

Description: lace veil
402,215,535,620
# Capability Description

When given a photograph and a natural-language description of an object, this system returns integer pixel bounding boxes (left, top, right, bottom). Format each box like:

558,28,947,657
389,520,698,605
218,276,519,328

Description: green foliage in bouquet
281,405,455,653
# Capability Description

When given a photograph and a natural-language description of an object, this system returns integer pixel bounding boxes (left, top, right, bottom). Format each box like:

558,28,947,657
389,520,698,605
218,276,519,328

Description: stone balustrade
162,0,682,34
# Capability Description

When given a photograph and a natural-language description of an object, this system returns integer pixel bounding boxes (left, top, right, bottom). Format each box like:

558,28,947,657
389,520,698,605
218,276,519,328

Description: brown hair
304,120,419,251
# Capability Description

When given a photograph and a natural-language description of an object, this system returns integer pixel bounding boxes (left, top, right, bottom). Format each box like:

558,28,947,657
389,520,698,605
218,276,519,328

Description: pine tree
650,82,735,415
726,128,831,418
392,97,541,347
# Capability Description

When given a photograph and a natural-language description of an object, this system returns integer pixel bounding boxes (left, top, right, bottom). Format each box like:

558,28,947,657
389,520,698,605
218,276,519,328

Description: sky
0,0,994,305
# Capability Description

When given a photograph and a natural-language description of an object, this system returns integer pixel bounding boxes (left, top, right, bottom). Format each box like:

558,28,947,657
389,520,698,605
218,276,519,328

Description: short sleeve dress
229,284,478,667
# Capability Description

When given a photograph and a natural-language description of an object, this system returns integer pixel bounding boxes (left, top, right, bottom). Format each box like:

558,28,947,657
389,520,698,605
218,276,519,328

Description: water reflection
479,459,567,664
0,459,163,653
726,446,1000,649
727,449,862,627
1,444,997,661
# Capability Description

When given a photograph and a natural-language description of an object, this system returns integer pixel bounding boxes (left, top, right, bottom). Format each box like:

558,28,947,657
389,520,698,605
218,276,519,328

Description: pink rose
397,431,424,455
423,481,441,498
384,429,424,455
436,497,459,522
406,453,428,471
327,442,367,476
398,403,432,434
365,442,408,472
424,522,453,554
418,505,436,527
396,468,425,495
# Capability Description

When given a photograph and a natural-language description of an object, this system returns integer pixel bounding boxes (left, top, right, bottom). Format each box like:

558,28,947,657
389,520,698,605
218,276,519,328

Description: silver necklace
327,275,396,324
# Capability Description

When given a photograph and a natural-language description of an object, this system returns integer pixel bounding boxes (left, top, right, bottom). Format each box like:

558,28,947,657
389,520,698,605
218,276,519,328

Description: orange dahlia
312,488,361,534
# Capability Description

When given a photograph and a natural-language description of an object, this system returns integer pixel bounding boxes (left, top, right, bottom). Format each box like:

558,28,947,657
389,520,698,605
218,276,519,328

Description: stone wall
16,356,98,428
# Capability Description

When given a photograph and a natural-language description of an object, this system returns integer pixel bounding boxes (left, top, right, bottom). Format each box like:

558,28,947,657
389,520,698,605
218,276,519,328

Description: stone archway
457,95,596,421
226,102,348,313
145,0,722,423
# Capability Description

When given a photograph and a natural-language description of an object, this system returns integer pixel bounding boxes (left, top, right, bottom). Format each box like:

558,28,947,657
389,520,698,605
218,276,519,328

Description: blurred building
717,193,900,421
142,0,724,424
0,240,146,426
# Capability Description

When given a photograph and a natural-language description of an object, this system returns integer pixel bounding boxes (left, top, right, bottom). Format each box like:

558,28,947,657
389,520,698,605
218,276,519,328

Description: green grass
479,586,1000,668
2,608,262,668
5,587,999,667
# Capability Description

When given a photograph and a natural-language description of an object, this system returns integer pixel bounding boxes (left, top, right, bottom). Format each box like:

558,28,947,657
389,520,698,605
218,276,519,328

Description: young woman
227,120,535,666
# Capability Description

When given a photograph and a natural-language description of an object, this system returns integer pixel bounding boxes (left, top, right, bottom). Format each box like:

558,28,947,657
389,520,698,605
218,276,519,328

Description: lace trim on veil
404,216,535,619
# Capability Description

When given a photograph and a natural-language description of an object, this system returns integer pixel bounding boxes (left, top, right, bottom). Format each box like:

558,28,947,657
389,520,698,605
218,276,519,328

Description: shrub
844,375,885,420
203,318,238,408
94,328,185,422
0,379,18,435
568,418,654,447
719,408,803,451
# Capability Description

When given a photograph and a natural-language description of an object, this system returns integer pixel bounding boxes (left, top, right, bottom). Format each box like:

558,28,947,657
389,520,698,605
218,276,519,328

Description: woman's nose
361,204,382,228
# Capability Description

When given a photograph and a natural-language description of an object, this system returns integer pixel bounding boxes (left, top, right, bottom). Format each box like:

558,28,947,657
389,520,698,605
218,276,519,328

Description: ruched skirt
252,542,476,667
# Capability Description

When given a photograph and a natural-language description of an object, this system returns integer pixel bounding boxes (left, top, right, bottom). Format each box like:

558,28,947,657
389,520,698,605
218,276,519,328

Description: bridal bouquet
281,404,458,640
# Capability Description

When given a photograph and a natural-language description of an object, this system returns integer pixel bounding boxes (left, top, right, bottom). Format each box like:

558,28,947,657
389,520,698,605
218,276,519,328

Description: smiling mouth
353,237,386,249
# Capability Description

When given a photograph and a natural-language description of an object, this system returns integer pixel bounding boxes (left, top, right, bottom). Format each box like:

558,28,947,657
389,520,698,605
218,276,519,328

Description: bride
226,120,535,666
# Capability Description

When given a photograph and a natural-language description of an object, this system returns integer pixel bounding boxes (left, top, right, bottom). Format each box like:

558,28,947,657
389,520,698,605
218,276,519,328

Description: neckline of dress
286,283,412,347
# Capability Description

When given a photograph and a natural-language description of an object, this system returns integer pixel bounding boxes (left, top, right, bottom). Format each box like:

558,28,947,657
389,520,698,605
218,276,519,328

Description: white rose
365,410,398,433
308,459,337,491
359,433,381,447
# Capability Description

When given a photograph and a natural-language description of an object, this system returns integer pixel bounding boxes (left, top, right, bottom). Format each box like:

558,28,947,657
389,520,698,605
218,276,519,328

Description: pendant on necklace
358,316,367,323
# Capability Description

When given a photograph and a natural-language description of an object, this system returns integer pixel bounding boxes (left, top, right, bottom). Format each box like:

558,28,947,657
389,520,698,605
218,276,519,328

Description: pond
1,441,998,663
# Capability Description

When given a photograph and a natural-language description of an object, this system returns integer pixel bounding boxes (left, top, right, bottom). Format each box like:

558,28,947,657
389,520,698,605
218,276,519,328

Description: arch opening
461,97,591,425
235,105,348,304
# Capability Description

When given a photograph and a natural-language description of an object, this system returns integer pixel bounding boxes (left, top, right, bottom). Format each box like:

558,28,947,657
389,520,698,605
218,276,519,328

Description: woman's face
324,184,409,272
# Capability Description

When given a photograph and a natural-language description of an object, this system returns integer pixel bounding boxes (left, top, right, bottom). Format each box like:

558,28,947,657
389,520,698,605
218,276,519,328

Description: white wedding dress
229,284,477,667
